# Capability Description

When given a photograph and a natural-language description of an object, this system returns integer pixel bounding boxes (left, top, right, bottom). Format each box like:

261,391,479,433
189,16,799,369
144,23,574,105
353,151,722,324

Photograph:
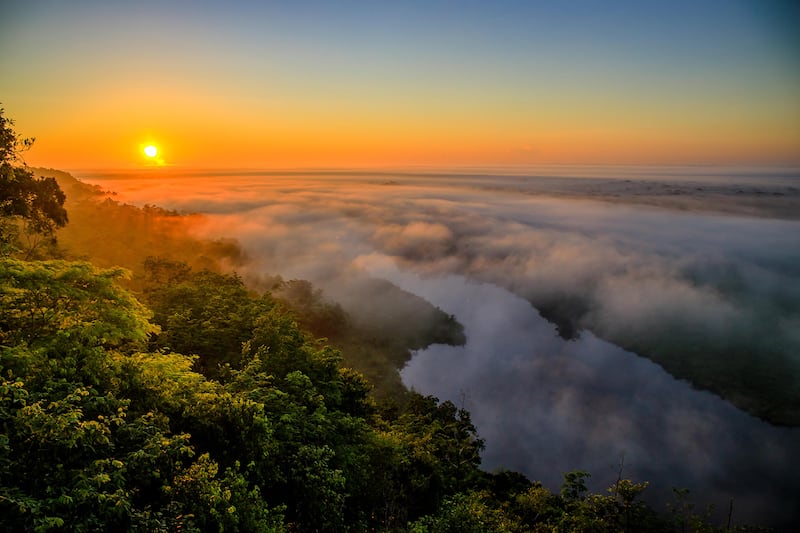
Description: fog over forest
78,166,800,525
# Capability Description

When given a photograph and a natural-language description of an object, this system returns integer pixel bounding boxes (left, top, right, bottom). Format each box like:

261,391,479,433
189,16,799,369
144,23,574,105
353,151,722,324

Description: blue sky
1,0,798,167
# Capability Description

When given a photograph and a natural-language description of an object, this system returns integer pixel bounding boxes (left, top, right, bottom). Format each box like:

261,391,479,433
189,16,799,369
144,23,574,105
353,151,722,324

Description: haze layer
67,165,800,525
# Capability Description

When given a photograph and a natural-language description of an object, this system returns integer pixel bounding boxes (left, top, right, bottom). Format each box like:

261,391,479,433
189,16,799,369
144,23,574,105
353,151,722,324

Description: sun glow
144,145,158,158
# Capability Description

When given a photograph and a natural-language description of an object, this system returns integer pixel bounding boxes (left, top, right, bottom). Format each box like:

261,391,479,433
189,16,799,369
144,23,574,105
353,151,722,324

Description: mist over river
79,165,800,527
365,257,800,527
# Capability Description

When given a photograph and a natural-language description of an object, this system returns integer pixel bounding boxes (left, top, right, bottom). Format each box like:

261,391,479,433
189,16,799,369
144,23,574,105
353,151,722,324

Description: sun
144,145,158,158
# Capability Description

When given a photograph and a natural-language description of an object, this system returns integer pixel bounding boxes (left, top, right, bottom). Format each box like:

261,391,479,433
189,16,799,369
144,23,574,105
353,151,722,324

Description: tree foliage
0,257,491,531
0,109,68,258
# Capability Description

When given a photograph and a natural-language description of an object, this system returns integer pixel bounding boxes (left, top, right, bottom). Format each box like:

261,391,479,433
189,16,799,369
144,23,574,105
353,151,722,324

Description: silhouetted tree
0,107,68,257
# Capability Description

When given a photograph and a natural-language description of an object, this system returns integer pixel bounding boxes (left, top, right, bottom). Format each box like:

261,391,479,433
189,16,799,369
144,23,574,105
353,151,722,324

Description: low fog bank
82,165,800,219
77,167,800,524
81,167,800,425
365,258,800,527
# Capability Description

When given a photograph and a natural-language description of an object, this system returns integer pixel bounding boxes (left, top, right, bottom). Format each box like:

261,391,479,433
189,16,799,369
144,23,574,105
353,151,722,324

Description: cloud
373,221,454,260
79,170,800,415
77,167,800,527
377,265,800,526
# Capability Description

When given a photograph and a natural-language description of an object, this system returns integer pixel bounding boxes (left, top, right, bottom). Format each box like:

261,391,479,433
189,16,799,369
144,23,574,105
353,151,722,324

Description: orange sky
2,2,798,169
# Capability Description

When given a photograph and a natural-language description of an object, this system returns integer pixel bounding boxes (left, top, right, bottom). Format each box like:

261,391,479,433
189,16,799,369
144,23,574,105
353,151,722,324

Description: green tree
409,491,516,533
274,279,349,340
143,264,272,376
0,259,154,351
0,258,286,531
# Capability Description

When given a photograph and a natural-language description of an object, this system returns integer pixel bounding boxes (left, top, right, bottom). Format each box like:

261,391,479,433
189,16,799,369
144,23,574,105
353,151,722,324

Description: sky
2,0,799,169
